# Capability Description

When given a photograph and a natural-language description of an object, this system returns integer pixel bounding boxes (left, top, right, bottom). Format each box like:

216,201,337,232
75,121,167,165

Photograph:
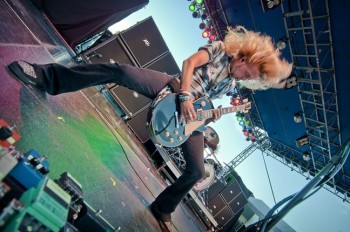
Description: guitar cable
154,115,176,135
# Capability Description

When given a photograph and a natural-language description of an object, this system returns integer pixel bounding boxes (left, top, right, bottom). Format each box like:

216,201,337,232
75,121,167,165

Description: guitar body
148,93,212,147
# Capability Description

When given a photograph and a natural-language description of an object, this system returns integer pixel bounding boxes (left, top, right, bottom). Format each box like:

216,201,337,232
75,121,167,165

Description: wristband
178,94,192,102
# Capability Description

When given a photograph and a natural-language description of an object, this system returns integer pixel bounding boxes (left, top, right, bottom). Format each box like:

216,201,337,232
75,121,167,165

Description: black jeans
33,62,205,215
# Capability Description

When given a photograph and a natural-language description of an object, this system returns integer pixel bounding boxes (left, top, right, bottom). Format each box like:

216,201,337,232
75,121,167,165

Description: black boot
7,61,44,90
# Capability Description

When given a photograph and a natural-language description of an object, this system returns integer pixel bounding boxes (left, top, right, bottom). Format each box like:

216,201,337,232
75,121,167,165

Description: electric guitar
147,93,251,147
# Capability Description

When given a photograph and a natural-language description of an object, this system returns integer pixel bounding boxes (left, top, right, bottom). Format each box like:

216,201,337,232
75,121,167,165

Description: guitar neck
197,104,247,120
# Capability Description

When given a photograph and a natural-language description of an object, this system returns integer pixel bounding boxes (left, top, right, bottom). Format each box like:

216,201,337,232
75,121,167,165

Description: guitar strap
149,76,180,114
167,76,181,93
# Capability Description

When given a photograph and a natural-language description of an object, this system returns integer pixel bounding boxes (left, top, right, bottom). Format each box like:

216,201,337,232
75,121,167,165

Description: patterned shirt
190,41,236,100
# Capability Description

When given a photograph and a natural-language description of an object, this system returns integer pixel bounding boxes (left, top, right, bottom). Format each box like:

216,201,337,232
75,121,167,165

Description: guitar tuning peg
246,102,252,109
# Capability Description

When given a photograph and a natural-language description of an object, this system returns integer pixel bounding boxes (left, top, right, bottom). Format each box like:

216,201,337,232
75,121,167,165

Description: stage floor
0,0,207,231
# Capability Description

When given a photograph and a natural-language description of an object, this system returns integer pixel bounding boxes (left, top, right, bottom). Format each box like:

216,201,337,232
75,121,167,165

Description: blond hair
223,26,292,90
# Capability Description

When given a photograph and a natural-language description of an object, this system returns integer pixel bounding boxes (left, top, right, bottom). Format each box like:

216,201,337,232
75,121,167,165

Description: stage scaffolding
206,0,349,203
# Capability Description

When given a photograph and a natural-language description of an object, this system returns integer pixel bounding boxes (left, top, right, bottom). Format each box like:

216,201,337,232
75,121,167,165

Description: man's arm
179,50,210,122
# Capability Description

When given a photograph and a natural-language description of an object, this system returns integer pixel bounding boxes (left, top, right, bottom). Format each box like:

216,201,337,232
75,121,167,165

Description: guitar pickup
174,111,179,128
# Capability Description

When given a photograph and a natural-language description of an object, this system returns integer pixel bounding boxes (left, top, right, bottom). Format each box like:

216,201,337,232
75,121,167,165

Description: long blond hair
223,26,292,90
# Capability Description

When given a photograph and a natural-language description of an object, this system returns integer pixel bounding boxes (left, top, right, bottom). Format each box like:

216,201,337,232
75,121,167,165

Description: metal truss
204,0,349,203
203,0,229,41
280,0,348,202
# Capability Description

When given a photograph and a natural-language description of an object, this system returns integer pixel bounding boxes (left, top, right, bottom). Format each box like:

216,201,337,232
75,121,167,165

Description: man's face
230,56,260,81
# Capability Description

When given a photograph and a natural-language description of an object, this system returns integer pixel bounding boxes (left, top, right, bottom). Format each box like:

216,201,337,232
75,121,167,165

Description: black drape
32,0,149,48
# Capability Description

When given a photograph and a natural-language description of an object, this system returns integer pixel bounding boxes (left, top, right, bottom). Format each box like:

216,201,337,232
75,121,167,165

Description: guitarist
7,26,292,231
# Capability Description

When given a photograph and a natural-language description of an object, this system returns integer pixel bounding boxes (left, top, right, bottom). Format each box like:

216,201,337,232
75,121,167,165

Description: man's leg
153,131,205,215
7,61,172,97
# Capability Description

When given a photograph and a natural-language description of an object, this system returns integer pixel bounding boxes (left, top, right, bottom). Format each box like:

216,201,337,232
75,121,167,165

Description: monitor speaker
120,17,169,67
109,85,151,119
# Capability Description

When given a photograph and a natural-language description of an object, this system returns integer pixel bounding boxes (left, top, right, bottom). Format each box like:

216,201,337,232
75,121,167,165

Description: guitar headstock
242,98,251,113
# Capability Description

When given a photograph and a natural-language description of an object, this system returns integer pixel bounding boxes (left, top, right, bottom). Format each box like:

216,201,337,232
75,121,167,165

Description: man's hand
180,100,196,123
211,105,222,123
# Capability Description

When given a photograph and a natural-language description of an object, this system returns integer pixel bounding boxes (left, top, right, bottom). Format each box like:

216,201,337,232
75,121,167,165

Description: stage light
243,131,249,136
202,30,209,38
236,112,243,117
239,121,245,126
199,22,206,30
202,28,211,38
201,13,208,20
296,134,309,147
294,112,303,123
260,0,281,12
277,40,286,50
189,4,196,12
303,151,311,161
277,37,287,50
285,75,297,89
195,0,203,4
250,135,256,142
192,11,200,18
209,34,216,41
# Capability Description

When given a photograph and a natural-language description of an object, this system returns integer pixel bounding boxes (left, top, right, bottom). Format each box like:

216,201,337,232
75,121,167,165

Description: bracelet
178,94,192,102
179,90,191,96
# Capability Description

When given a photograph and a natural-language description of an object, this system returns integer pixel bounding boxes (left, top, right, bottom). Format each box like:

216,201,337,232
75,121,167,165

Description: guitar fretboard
196,104,249,120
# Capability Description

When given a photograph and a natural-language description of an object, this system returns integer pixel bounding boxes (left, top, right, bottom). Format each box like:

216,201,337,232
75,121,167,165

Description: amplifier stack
81,16,180,143
206,179,248,231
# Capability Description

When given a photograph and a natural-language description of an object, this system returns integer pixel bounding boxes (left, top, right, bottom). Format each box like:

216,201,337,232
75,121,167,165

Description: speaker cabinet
81,16,174,119
221,180,242,204
83,35,134,66
74,202,114,232
82,35,135,89
207,180,226,202
109,85,151,119
208,194,226,216
126,108,150,143
145,52,180,75
228,193,247,215
214,206,234,228
120,17,169,67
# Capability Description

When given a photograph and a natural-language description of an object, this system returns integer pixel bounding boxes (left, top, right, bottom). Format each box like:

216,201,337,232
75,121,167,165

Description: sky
110,1,350,231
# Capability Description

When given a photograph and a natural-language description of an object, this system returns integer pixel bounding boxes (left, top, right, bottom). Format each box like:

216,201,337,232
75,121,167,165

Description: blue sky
110,1,350,231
